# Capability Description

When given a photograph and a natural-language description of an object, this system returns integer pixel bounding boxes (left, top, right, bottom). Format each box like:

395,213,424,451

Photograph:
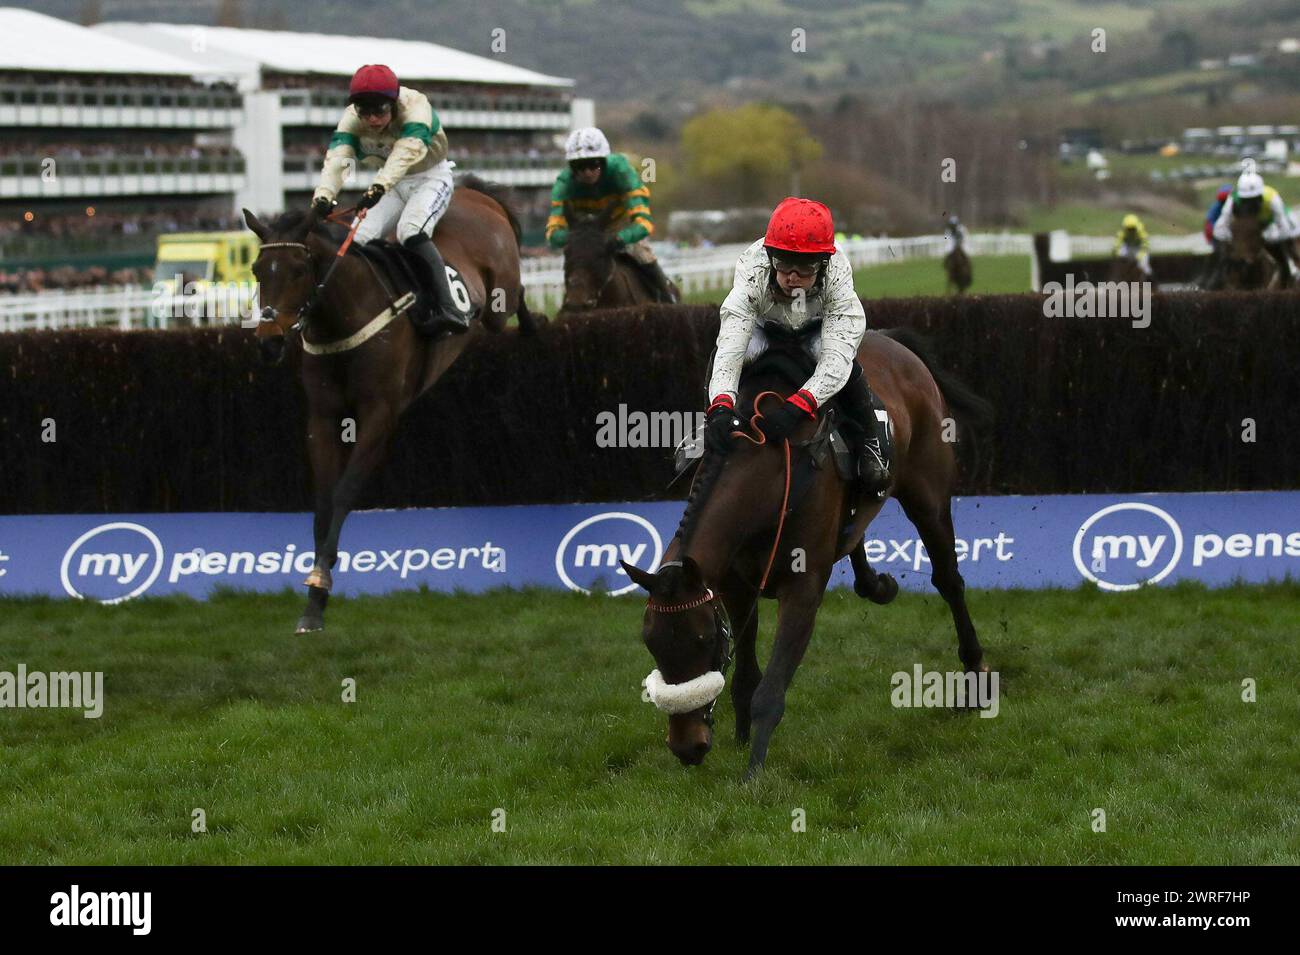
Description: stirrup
858,437,891,494
411,303,472,340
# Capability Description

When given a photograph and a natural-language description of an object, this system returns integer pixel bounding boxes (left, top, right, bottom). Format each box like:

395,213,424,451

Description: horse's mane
564,212,613,269
672,340,811,554
264,209,349,244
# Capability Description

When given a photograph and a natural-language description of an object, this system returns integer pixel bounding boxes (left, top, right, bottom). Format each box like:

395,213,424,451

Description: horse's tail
880,326,994,483
458,173,522,247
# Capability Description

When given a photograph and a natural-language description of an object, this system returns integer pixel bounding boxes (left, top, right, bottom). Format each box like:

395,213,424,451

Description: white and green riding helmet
565,126,611,161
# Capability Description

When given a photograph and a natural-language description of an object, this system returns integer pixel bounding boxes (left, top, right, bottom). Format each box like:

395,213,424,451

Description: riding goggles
353,99,393,119
569,158,606,173
767,252,823,278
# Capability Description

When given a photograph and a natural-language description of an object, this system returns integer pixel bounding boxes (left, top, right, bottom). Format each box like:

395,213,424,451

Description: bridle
255,207,367,334
644,562,734,728
563,225,619,309
256,240,316,332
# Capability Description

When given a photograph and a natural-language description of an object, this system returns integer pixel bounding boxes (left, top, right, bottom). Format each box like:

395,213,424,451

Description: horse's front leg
314,402,400,595
296,411,345,634
720,576,760,745
745,578,826,780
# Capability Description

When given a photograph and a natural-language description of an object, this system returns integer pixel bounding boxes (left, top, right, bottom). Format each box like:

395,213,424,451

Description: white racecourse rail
0,232,1209,332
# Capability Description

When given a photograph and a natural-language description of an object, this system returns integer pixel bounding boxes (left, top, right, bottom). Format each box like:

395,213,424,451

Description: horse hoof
871,574,899,605
855,573,898,604
303,568,332,591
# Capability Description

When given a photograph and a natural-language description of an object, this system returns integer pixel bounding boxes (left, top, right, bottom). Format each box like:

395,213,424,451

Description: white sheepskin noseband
642,668,725,714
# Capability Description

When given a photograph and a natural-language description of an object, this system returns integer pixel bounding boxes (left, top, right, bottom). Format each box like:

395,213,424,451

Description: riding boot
837,364,892,495
639,259,679,303
403,232,475,338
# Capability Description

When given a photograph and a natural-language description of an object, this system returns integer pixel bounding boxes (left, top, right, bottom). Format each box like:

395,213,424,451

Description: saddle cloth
353,240,474,326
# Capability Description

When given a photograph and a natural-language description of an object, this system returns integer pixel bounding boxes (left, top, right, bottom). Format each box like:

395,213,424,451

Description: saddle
353,239,461,327
674,337,858,485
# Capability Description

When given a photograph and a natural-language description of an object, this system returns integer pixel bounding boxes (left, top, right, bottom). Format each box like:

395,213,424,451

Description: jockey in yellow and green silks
1114,213,1152,276
545,126,677,303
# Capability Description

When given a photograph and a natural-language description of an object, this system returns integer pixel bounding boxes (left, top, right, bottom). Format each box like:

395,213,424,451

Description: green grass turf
1,582,1296,864
682,255,1032,304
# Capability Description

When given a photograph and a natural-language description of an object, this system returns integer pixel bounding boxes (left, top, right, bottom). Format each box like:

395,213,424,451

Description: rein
641,393,804,723
643,568,734,726
256,206,366,332
564,231,620,307
256,207,416,353
732,390,794,592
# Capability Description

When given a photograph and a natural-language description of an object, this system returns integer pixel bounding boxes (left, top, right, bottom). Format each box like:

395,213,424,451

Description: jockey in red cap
311,64,471,337
703,197,891,493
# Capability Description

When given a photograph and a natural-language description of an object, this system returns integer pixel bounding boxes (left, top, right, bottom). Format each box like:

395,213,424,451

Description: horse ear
620,561,657,592
599,202,617,226
243,208,268,240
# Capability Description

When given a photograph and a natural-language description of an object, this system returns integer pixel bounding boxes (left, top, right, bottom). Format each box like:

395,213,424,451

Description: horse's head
561,202,618,312
244,207,323,365
622,556,733,766
1229,205,1265,257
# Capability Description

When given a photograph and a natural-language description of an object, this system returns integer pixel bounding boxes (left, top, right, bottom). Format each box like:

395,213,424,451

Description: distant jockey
944,215,967,255
1212,162,1300,277
546,126,677,303
1113,213,1152,276
1204,183,1232,245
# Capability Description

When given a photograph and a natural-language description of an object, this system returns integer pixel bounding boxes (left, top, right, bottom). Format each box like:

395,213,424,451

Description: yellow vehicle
153,231,259,324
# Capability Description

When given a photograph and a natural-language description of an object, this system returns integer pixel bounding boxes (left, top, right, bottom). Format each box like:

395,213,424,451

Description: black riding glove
358,183,386,210
605,235,625,256
756,395,815,444
311,195,335,218
705,400,740,456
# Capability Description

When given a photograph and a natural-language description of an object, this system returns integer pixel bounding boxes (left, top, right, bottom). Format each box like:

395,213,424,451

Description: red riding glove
756,389,817,443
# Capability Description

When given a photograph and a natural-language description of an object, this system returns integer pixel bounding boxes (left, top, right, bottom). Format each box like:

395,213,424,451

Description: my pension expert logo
554,512,664,596
1072,502,1184,592
60,522,165,604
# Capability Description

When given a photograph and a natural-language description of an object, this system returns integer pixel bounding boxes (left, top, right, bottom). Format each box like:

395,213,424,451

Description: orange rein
731,390,794,592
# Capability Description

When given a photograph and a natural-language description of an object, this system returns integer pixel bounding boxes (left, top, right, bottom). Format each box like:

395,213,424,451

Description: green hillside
33,0,1288,102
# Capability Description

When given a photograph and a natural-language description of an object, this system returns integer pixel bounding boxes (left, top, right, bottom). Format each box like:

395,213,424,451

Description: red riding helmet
349,64,400,102
764,197,836,254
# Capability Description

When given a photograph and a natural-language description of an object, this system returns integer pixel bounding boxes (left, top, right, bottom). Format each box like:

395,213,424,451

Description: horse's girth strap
300,292,417,356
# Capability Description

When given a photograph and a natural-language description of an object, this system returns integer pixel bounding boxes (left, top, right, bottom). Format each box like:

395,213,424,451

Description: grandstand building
0,8,244,287
95,22,586,245
0,8,585,292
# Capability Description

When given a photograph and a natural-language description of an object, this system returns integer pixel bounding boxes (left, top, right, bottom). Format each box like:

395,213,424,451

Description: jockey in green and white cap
1212,160,1300,277
545,126,677,303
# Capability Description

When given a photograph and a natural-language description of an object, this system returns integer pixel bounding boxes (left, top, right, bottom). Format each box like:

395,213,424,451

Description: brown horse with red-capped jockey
245,65,542,633
622,198,993,778
246,181,540,633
